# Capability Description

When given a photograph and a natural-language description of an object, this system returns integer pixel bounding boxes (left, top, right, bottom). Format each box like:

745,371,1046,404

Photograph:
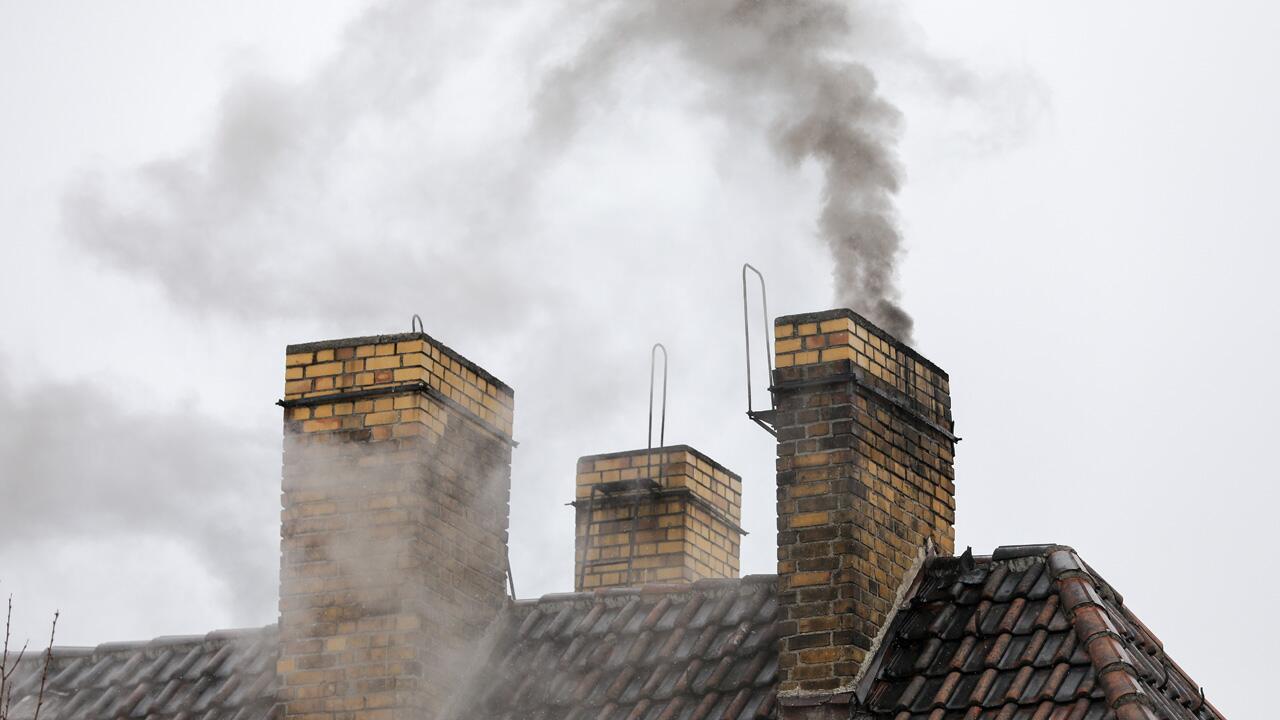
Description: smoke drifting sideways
63,0,917,341
0,365,279,629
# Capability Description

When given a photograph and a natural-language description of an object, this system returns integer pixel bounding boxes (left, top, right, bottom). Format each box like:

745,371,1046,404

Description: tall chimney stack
276,332,514,720
772,309,956,717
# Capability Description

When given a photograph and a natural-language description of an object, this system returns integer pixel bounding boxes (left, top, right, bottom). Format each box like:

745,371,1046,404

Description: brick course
284,334,513,437
278,332,514,720
574,446,743,590
772,309,956,703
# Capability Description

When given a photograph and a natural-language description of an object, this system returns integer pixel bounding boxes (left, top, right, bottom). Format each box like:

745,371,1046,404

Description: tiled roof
3,546,1225,720
458,575,780,720
3,625,277,720
865,545,1226,720
461,545,1225,720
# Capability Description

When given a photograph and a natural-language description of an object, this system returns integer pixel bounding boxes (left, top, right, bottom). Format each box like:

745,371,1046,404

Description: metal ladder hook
742,264,777,437
410,314,424,333
635,342,669,586
648,343,668,452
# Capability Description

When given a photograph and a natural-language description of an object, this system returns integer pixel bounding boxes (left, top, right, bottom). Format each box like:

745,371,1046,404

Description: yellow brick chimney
573,445,744,590
277,331,514,720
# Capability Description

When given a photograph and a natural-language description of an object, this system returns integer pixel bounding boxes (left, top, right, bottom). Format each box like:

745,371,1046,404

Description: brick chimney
772,309,956,717
573,445,743,590
276,333,514,720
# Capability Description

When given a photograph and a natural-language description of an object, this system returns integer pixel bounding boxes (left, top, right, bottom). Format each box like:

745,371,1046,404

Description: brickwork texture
772,309,956,699
278,333,514,720
284,334,513,436
574,446,742,590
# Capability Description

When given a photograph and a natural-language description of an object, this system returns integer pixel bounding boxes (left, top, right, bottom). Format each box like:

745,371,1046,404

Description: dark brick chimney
276,333,514,720
771,309,957,716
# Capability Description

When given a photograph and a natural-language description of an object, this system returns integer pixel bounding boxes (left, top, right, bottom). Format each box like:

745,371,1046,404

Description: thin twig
1,639,24,720
1,596,11,706
31,611,57,720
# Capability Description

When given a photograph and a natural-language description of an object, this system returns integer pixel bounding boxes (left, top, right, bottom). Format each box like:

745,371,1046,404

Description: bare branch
0,639,23,720
0,596,9,720
31,611,57,720
0,593,59,720
1,595,10,678
9,643,27,674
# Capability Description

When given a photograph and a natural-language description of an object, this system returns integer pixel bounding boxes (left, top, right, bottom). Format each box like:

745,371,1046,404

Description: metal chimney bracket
742,263,776,436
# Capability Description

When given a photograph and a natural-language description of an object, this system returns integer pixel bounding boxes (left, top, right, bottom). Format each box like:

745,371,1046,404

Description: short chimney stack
574,445,743,590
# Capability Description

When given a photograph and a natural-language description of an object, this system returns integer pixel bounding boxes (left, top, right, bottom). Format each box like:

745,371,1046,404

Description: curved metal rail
576,342,671,592
648,343,668,452
742,263,777,436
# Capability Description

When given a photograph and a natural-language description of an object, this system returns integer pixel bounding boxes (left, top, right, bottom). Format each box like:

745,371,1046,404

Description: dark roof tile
463,580,777,720
3,625,277,720
6,548,1224,720
866,546,1226,720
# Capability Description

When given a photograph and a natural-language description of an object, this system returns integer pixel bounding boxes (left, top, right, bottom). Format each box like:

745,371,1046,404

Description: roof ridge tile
991,544,1064,561
1047,549,1172,719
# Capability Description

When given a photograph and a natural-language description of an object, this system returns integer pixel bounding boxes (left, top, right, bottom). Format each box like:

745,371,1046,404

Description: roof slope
866,545,1225,720
462,545,1225,720
458,575,780,720
2,546,1225,720
3,625,277,720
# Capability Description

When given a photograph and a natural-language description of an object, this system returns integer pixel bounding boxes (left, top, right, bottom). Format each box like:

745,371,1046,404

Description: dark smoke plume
64,0,917,340
536,0,914,340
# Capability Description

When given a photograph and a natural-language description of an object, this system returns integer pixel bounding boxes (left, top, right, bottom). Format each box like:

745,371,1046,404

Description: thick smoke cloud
536,1,913,338
62,3,559,331
63,0,916,339
29,0,1028,640
0,365,278,625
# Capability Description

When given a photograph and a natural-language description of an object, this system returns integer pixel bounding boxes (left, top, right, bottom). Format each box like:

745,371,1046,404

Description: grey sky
0,2,1275,716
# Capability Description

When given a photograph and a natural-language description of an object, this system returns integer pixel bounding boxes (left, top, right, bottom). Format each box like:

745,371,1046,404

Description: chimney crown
775,308,951,432
283,331,514,438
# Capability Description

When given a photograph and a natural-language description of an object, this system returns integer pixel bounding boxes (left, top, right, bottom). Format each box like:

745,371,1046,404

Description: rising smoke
279,406,516,714
536,0,914,339
27,0,1030,643
65,0,917,339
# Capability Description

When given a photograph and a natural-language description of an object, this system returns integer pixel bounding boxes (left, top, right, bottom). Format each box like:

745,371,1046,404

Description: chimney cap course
775,307,948,379
286,330,513,395
575,444,741,480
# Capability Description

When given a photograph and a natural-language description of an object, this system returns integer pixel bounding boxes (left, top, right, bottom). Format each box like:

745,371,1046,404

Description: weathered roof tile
866,547,1225,720
3,625,277,720
3,546,1223,720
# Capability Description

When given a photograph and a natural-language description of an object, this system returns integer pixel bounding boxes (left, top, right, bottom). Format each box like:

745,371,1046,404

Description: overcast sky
1,2,1275,716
